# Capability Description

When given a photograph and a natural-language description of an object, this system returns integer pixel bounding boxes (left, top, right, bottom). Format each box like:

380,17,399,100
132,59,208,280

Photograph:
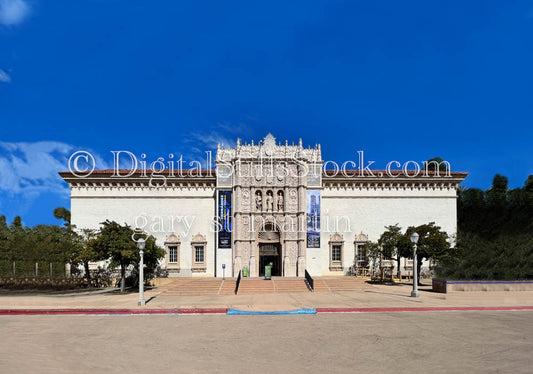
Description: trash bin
264,263,272,280
243,267,249,277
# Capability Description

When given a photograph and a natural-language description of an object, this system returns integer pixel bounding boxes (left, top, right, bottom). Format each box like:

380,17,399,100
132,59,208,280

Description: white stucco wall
305,185,458,277
67,178,461,278
70,186,217,277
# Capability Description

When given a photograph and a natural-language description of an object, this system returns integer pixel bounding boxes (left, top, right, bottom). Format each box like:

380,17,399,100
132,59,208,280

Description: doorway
259,243,281,276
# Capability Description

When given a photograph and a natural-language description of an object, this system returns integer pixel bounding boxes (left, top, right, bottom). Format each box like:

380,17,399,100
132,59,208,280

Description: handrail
305,269,314,292
234,270,242,295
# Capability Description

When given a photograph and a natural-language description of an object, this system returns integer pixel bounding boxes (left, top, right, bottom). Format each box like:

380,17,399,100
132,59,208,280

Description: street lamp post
410,232,420,298
136,238,146,306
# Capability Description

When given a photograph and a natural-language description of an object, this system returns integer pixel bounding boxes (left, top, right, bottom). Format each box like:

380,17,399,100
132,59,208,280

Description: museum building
60,134,467,278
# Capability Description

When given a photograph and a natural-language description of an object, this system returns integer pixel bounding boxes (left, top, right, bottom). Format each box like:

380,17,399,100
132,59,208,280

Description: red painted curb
175,309,228,314
2,306,533,315
0,308,229,315
315,306,533,313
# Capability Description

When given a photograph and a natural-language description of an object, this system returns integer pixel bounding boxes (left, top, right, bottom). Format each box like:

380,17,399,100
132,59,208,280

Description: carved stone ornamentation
255,190,263,211
288,241,297,258
242,189,250,210
287,188,298,212
275,163,286,181
277,190,284,211
214,134,323,277
265,190,274,212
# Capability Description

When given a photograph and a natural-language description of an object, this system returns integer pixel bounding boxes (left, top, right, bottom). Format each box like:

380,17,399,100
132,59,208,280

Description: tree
126,234,166,287
404,222,451,285
13,216,22,227
480,175,509,236
486,174,508,210
378,224,403,277
53,207,106,284
437,231,533,280
91,221,135,292
361,241,380,270
0,216,10,275
0,215,9,255
361,223,453,284
31,225,71,264
53,207,71,227
70,228,103,286
91,220,164,292
524,175,533,207
9,216,28,263
424,157,450,174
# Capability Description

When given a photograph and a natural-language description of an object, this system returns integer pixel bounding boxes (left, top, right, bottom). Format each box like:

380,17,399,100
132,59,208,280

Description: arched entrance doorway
257,224,282,277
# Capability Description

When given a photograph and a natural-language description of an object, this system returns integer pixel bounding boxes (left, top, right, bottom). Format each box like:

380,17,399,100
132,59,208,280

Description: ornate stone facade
218,133,322,277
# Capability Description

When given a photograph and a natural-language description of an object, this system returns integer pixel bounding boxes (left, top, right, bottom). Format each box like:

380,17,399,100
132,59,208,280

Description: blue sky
1,0,532,226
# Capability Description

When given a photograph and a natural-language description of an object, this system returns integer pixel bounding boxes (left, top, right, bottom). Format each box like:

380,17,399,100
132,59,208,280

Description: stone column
283,255,289,276
249,249,256,278
297,186,307,277
234,255,242,277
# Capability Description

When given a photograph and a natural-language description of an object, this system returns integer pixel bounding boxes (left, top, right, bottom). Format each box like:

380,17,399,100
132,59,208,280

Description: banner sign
306,190,321,248
218,190,232,249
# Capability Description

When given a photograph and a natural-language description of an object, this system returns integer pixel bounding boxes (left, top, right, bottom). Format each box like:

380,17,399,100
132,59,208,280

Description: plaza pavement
1,279,533,313
2,311,533,374
3,279,533,373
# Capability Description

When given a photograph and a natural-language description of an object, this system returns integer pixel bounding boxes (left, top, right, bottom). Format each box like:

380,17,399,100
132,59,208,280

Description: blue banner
306,190,320,248
218,190,232,249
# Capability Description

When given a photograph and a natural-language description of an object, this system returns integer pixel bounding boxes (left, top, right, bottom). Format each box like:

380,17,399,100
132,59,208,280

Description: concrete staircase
234,279,276,294
273,279,311,293
157,278,223,295
315,277,370,292
157,276,370,295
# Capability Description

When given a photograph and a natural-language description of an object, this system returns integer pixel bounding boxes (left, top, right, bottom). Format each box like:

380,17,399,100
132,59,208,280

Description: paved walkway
3,311,533,373
2,279,533,312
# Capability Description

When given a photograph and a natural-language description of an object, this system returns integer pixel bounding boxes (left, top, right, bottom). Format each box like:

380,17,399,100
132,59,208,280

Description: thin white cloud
0,141,108,220
215,120,252,137
0,0,30,26
181,123,245,168
0,141,73,195
185,120,253,151
0,69,11,83
189,132,237,150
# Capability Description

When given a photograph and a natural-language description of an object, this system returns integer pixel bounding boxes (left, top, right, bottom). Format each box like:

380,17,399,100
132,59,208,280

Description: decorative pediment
329,233,344,243
263,133,276,152
355,231,369,242
258,230,281,242
164,233,181,244
216,134,322,163
191,233,207,243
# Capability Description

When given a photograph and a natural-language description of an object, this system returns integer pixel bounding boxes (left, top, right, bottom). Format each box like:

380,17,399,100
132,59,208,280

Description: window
328,233,344,271
164,234,181,274
332,245,342,262
169,246,178,263
356,245,365,262
354,232,369,272
191,233,207,273
195,245,204,263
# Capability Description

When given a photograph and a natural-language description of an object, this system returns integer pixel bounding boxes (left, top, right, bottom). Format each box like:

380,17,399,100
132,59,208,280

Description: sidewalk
2,281,533,313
